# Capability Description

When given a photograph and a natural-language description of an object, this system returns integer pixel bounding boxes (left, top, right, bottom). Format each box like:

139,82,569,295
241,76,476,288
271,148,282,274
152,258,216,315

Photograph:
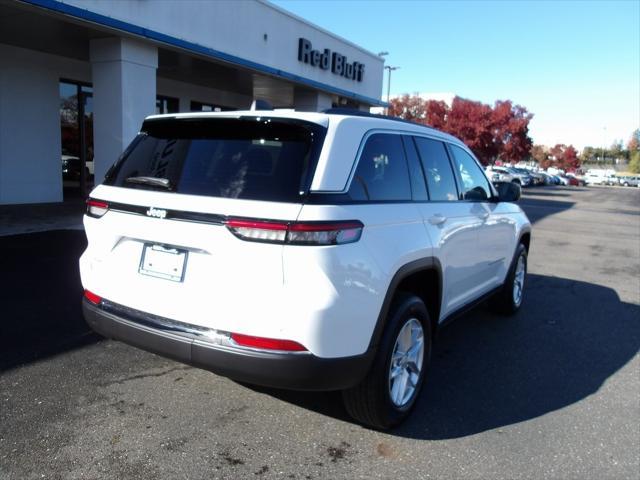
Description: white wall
90,38,158,183
59,0,384,101
0,44,90,204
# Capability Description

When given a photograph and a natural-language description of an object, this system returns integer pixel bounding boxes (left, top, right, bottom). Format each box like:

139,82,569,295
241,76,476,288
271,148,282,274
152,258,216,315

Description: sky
272,0,640,150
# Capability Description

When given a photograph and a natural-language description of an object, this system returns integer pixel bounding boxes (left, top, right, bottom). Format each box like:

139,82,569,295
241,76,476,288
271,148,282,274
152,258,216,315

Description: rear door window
402,136,428,201
413,137,458,201
348,133,411,201
104,117,325,203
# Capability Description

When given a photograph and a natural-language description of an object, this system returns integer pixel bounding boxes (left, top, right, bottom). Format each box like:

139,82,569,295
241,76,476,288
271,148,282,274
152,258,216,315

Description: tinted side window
402,136,428,201
348,133,411,201
414,137,458,201
449,145,492,201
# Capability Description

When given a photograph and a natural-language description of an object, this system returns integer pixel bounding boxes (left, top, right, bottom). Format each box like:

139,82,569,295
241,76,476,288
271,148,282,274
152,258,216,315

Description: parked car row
62,155,95,181
485,165,583,187
584,171,640,187
618,175,640,187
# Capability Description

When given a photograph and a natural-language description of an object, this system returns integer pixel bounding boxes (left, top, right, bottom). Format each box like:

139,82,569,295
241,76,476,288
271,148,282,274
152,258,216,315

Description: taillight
224,218,288,243
288,221,363,245
86,199,109,218
225,218,363,245
230,333,307,352
84,289,102,305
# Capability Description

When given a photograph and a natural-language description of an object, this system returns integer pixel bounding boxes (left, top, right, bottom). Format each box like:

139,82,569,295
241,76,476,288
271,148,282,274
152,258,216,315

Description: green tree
581,146,596,163
629,151,640,174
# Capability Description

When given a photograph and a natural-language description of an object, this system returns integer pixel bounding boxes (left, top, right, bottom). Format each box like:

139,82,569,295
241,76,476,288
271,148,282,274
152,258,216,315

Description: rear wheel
342,293,431,430
490,243,527,314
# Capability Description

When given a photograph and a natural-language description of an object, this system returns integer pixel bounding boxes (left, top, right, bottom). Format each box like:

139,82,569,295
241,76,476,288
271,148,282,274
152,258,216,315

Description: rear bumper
83,299,373,391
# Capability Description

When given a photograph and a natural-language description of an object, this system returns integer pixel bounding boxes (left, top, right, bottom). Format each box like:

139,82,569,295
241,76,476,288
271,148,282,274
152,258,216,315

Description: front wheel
342,294,431,430
490,244,528,315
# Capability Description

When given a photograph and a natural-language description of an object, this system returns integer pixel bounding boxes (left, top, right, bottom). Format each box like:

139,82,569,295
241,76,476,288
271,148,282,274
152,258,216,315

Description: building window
60,80,93,197
156,96,179,114
190,101,236,112
191,101,216,112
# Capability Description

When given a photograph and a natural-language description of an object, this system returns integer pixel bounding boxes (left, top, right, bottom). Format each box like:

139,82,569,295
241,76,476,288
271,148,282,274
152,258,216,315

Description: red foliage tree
492,100,533,163
388,94,428,122
424,100,448,130
628,129,640,151
388,95,533,165
443,97,497,164
549,144,580,171
531,144,548,165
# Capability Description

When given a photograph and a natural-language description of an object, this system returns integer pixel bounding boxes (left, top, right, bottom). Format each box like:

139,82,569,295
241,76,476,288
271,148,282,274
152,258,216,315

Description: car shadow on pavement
397,273,640,439
249,274,640,438
0,230,100,371
517,197,575,224
522,190,573,198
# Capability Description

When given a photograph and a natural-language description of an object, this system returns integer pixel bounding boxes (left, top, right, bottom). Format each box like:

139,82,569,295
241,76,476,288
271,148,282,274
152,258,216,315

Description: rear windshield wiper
125,176,173,190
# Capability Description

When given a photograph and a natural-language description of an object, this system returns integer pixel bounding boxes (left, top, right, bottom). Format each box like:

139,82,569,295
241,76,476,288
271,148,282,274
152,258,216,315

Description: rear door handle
428,214,447,226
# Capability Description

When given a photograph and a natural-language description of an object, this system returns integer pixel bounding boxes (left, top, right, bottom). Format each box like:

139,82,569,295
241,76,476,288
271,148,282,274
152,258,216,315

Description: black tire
342,293,432,430
490,243,527,315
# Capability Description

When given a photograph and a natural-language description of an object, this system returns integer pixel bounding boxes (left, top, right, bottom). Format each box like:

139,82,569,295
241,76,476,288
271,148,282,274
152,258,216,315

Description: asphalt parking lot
1,186,638,479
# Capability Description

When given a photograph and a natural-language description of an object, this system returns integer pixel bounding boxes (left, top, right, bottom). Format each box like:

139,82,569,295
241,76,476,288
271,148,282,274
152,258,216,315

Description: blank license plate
139,244,187,282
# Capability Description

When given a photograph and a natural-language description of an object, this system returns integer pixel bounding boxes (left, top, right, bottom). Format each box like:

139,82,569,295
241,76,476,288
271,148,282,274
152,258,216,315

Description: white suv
80,109,531,429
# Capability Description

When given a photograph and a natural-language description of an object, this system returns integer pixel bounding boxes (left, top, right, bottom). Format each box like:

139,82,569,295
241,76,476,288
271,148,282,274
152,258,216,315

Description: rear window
104,117,326,203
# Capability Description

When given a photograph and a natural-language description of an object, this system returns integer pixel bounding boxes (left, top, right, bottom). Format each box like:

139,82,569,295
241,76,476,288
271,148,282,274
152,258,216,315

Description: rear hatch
80,115,326,334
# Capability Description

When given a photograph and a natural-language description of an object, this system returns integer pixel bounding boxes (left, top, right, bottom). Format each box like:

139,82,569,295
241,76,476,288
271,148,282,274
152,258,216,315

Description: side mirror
493,181,521,202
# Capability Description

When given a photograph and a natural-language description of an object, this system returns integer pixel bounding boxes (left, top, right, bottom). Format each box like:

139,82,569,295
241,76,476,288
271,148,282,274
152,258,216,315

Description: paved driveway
1,186,638,479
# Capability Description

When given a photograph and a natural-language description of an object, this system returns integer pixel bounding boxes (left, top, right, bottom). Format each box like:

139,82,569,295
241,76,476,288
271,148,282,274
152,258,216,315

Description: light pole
385,65,399,115
602,126,607,164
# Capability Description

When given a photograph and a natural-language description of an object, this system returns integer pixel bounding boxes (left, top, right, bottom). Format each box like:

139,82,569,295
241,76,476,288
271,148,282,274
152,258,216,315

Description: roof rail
321,107,436,131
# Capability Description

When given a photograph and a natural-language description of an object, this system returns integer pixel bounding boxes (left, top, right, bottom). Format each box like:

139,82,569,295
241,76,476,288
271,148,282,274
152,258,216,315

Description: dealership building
0,0,385,204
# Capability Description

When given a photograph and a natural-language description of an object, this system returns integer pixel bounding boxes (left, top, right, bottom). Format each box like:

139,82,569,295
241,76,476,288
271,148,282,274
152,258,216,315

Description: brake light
225,218,363,245
230,333,307,352
84,289,102,305
86,199,109,218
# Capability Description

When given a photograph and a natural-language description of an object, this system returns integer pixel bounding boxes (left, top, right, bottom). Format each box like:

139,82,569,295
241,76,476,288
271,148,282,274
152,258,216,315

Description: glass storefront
58,87,235,199
156,96,179,114
59,80,93,198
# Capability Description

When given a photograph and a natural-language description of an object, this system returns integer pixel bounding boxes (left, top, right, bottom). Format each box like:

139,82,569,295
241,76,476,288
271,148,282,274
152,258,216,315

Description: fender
518,227,532,252
367,257,443,351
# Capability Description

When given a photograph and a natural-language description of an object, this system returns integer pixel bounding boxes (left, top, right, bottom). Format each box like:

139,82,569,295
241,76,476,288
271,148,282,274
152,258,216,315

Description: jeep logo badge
146,207,167,219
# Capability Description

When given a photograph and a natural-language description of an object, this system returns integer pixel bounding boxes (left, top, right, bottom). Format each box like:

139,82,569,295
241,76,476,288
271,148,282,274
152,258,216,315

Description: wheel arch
367,258,442,351
519,230,531,253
